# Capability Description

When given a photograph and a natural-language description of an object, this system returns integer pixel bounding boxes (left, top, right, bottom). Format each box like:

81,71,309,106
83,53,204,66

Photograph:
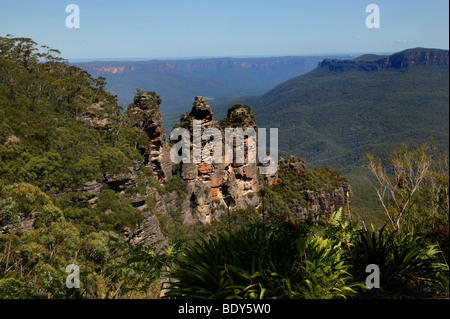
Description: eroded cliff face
75,58,320,75
128,91,173,183
78,92,175,248
119,97,263,244
387,48,449,68
179,97,260,223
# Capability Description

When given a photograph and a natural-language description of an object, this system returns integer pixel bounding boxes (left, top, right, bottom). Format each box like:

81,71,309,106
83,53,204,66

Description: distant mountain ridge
74,55,351,129
77,57,332,75
318,48,449,71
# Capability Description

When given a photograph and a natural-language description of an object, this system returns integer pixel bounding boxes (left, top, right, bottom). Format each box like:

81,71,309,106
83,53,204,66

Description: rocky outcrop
104,171,136,192
179,97,260,223
97,92,175,247
67,93,353,246
0,210,40,234
302,183,351,218
75,57,323,76
122,189,167,249
112,92,179,247
77,101,114,128
279,156,307,174
128,91,173,183
2,135,20,145
266,155,352,220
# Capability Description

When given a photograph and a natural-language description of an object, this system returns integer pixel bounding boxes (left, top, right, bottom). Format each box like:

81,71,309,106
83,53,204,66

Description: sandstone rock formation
179,97,260,223
128,91,173,182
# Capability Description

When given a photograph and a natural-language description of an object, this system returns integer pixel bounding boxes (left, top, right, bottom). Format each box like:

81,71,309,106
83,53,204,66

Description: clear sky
0,0,448,60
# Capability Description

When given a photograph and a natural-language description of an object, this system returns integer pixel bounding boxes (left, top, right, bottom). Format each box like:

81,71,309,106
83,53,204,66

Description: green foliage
164,204,448,299
0,35,138,192
207,206,261,235
291,236,362,299
1,36,448,300
252,63,449,167
93,189,143,232
99,147,132,175
164,222,361,299
0,36,148,234
0,183,64,230
106,241,180,298
153,166,192,241
323,207,358,251
155,209,187,242
0,36,179,299
260,160,348,221
0,222,132,298
164,168,188,202
0,278,33,299
351,226,449,294
164,225,292,299
367,143,449,235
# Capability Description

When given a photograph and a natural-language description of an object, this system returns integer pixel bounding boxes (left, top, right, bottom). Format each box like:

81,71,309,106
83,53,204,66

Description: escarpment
319,47,449,72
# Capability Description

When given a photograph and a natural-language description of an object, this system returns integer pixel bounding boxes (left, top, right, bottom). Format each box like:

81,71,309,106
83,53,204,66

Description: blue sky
0,0,448,60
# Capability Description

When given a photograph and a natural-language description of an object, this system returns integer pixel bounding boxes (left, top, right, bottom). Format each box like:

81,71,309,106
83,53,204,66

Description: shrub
163,225,289,299
350,226,449,294
164,223,362,299
0,278,31,299
95,189,143,232
288,236,363,299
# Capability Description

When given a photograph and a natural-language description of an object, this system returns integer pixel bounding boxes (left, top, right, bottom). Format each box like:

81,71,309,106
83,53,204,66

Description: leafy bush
288,236,363,299
94,189,143,232
164,223,361,299
0,278,32,299
164,225,287,299
350,226,449,294
0,183,64,231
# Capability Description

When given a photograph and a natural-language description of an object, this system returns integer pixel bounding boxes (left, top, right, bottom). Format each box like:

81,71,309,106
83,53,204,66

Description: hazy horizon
68,51,401,63
67,53,361,63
